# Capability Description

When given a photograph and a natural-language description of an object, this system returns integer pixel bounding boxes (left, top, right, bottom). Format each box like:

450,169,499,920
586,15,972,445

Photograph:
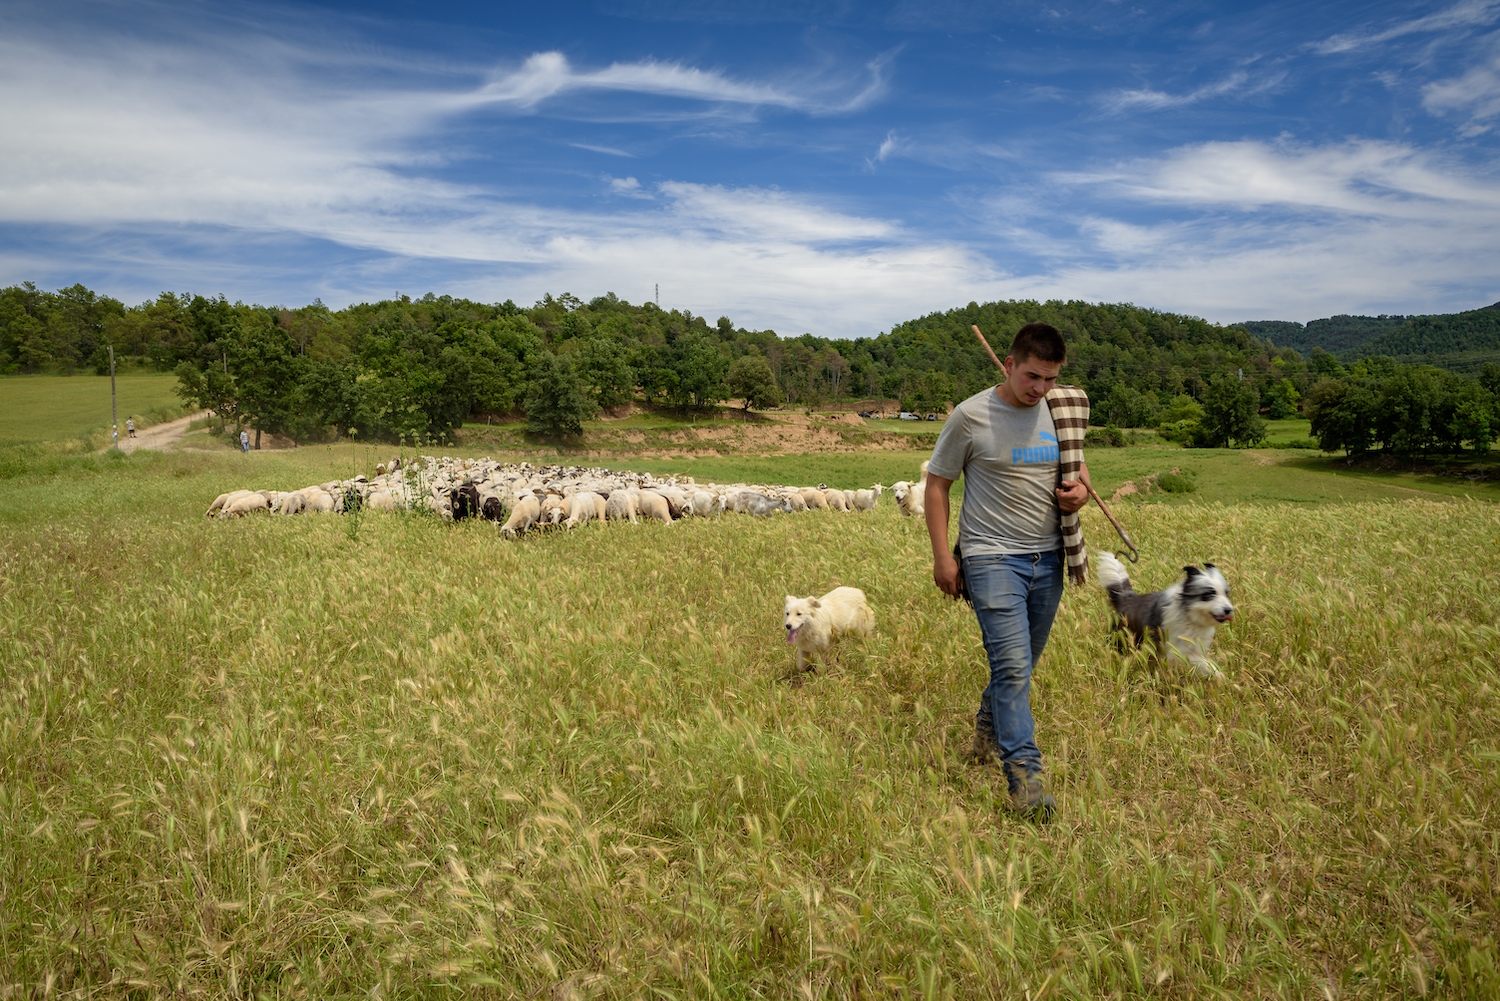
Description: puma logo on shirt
1012,432,1059,465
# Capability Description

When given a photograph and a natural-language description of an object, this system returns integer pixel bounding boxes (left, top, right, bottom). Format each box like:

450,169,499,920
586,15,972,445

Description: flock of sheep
206,456,932,535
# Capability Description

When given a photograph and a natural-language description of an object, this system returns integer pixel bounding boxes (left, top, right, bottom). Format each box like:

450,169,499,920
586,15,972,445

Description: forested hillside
1344,304,1500,372
1241,315,1408,355
1,281,1495,454
1243,302,1500,372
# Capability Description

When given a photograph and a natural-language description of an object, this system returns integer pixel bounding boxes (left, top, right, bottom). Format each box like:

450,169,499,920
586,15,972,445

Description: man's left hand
1056,479,1088,513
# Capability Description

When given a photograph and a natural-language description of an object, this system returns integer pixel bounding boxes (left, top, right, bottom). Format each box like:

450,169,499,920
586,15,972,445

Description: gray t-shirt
928,386,1061,556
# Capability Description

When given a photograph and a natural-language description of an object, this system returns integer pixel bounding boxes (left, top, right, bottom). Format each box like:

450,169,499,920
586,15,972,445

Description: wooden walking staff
970,324,1140,563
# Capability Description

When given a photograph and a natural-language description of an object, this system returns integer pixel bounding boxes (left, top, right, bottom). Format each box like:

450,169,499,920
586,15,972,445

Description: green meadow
0,437,1497,998
0,374,187,447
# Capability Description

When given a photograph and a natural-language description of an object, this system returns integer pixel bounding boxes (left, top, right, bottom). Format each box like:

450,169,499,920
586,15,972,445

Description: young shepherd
925,322,1090,820
1095,551,1233,679
783,587,875,673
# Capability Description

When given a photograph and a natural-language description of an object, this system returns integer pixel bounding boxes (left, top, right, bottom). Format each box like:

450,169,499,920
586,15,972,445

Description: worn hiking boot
1003,762,1056,822
968,719,999,765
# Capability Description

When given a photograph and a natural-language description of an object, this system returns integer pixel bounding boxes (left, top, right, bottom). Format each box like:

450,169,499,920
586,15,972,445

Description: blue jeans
963,550,1065,774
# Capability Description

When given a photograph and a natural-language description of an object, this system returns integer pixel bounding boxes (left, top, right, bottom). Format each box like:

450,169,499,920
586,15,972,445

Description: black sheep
449,483,481,520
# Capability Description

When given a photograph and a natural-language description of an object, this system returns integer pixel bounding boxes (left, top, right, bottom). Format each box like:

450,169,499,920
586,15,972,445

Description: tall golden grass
1,453,1496,998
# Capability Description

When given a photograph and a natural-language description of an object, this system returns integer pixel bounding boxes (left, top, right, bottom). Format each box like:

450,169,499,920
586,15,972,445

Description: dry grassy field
1,446,1497,998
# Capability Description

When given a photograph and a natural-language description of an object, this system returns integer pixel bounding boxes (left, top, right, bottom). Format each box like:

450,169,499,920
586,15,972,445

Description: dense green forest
1243,302,1500,372
1,281,1496,453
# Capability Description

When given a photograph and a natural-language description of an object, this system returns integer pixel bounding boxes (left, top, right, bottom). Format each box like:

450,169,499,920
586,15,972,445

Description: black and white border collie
1095,551,1234,679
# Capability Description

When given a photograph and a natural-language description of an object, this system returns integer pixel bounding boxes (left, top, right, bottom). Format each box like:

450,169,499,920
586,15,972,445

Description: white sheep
605,489,640,523
637,491,674,524
206,489,254,517
221,492,270,517
501,494,542,537
563,491,605,528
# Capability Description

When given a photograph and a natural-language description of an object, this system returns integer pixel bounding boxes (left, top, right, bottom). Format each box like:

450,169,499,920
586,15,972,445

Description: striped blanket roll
1045,385,1091,585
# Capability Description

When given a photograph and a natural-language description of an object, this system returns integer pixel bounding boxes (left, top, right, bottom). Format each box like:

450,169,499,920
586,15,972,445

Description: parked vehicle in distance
899,412,920,421
925,413,939,421
858,411,872,418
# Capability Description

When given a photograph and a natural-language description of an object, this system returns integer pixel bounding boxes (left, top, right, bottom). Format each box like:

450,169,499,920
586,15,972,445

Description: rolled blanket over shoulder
1045,386,1090,586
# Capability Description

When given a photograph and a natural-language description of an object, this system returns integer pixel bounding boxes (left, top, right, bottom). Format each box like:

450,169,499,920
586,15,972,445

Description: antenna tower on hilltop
655,283,659,307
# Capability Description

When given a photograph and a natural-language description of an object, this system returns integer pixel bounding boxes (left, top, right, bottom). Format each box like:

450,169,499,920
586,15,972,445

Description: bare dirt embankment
456,411,938,457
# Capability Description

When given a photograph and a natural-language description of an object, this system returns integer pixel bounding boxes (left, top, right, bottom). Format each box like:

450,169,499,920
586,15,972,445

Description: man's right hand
933,551,964,598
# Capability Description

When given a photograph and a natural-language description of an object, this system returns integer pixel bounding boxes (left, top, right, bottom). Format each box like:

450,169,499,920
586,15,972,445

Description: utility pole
109,346,118,452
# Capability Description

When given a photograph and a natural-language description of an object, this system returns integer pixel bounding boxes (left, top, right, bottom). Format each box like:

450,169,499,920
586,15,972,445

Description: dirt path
114,411,209,453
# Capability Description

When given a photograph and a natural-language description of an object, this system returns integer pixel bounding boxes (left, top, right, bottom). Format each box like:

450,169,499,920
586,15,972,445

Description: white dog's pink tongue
786,627,799,644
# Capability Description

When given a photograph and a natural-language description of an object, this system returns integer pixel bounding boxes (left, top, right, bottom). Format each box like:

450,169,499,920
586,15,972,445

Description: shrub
1157,418,1202,445
1085,425,1131,447
1157,470,1197,493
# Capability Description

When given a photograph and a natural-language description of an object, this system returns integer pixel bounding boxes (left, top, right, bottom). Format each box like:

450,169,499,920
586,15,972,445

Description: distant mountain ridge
1240,302,1500,374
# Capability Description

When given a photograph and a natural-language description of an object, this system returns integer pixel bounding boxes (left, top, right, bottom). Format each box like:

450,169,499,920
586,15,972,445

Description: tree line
1,281,1496,452
1306,356,1500,457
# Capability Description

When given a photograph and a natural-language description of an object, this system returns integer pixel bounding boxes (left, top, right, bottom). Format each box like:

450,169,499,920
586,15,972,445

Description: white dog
783,586,875,672
1095,551,1233,678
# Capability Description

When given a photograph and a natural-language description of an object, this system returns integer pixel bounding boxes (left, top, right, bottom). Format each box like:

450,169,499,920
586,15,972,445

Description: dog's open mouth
1213,612,1233,623
786,626,800,644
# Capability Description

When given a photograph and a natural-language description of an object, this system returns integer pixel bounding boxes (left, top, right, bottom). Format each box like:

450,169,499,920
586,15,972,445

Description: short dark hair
1008,322,1066,364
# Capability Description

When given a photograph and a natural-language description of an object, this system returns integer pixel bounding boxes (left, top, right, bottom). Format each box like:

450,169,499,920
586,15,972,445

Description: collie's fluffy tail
1094,551,1133,599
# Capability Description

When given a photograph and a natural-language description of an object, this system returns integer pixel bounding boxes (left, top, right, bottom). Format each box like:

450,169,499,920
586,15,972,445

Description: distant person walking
240,429,250,453
111,424,119,448
126,417,136,438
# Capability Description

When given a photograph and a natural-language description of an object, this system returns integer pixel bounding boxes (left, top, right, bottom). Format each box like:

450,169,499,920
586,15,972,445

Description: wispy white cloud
1312,0,1500,55
1040,138,1500,320
864,129,903,168
1101,70,1285,113
459,49,890,115
656,182,895,242
1422,38,1500,134
608,176,649,196
1066,138,1500,218
574,142,636,157
0,16,967,336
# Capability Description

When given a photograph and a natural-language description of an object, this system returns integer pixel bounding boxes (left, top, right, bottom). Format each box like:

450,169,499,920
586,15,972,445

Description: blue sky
2,0,1498,337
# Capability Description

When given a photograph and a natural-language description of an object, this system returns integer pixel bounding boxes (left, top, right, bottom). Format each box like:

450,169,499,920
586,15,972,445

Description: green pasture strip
1081,444,1499,505
1261,418,1314,445
1,451,1497,997
621,452,931,490
0,373,187,446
